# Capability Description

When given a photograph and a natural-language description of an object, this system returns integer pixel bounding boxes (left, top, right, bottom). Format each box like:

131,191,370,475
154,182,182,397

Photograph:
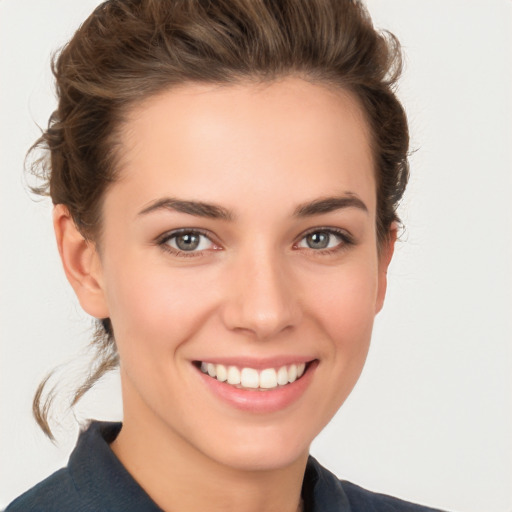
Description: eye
296,228,352,252
158,229,217,255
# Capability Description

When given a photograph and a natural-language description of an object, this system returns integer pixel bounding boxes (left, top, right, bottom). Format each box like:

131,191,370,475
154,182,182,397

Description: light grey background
1,1,511,510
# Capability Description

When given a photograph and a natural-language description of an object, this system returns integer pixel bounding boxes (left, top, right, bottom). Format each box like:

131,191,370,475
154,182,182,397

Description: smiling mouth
196,361,311,391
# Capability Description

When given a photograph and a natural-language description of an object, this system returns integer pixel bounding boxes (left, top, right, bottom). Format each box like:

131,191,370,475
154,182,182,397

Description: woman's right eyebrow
138,198,234,221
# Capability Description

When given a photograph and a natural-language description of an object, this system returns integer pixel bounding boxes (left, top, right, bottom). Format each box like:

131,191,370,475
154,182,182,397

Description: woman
6,0,446,510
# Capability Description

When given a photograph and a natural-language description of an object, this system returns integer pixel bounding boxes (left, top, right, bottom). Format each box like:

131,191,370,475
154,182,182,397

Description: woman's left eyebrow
293,194,368,217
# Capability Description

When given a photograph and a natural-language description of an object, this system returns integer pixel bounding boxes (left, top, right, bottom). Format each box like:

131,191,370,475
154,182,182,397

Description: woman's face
89,78,393,471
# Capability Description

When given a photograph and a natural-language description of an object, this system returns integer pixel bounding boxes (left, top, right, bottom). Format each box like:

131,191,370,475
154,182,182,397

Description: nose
220,246,302,340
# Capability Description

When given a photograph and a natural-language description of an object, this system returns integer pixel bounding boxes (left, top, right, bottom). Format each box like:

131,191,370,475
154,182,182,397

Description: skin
54,78,395,512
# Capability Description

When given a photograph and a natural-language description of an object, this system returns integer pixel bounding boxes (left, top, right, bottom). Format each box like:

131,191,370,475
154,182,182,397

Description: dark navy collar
68,421,162,511
303,456,352,512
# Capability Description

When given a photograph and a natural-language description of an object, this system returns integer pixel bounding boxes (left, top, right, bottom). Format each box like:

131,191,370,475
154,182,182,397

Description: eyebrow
137,194,368,220
293,194,368,217
138,198,234,220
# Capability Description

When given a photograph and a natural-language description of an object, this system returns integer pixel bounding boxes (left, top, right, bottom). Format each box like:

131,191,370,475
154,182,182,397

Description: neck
111,396,308,512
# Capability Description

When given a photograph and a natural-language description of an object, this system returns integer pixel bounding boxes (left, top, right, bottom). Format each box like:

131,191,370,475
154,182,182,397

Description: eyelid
156,227,213,243
294,226,355,252
156,228,221,257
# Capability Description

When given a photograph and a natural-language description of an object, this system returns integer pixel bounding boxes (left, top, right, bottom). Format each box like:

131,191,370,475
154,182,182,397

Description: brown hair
30,0,409,438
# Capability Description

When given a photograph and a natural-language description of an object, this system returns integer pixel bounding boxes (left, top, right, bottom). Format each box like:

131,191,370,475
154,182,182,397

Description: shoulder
304,456,447,512
5,468,84,512
6,422,162,512
341,480,446,512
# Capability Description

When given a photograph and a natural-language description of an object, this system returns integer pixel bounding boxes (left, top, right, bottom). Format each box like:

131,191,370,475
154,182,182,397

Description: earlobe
375,224,398,314
53,204,109,319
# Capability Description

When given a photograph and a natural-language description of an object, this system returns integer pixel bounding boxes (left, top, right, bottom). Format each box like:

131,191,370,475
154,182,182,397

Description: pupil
307,232,329,249
176,233,200,251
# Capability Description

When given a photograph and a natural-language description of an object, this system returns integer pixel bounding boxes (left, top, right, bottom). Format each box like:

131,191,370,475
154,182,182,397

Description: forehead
110,78,376,218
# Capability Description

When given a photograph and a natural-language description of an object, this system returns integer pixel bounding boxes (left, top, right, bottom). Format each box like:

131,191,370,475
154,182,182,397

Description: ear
53,204,110,319
375,224,397,314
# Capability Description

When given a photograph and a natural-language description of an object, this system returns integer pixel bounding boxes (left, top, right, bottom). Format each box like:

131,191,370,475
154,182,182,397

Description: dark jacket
7,422,446,512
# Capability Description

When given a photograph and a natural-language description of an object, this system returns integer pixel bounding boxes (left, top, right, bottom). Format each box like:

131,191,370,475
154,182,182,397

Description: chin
197,424,314,472
213,447,309,473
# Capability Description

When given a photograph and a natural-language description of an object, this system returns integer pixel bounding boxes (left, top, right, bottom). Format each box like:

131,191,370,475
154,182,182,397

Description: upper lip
193,356,316,370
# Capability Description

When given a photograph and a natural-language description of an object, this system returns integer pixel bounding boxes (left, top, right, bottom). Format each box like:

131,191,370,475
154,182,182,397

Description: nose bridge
221,241,301,339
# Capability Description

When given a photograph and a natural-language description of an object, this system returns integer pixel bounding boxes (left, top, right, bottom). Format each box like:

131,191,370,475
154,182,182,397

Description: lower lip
195,361,318,413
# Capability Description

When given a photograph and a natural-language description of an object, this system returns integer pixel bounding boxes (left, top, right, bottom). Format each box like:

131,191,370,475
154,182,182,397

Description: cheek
289,260,380,431
103,257,218,359
305,259,379,393
311,264,379,335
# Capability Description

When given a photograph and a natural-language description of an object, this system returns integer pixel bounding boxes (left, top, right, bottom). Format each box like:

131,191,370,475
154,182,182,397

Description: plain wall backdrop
1,1,511,510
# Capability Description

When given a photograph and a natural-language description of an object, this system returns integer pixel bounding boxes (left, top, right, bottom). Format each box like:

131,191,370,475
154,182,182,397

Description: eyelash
294,227,355,256
156,228,217,258
156,227,354,258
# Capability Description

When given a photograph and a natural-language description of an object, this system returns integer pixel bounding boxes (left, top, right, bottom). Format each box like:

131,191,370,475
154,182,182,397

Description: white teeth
277,366,289,385
199,362,308,389
259,368,277,389
241,368,259,388
216,364,227,382
227,366,241,385
288,364,297,383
